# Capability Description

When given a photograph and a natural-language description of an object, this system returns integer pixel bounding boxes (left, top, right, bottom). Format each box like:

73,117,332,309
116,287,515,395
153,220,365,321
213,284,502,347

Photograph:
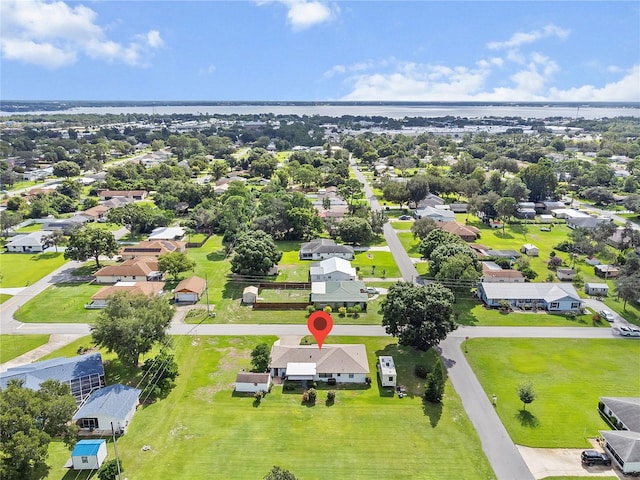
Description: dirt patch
517,445,621,479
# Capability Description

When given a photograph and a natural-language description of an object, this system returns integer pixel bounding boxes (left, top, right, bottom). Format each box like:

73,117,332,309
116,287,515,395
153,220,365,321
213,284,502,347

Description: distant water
2,104,639,119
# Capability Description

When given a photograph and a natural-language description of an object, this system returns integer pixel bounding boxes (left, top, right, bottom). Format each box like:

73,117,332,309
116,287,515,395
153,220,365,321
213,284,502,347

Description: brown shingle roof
235,372,271,384
121,240,185,257
94,259,158,278
173,276,206,294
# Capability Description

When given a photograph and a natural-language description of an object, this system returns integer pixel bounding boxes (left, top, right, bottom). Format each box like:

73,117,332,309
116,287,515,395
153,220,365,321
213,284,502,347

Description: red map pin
307,311,333,349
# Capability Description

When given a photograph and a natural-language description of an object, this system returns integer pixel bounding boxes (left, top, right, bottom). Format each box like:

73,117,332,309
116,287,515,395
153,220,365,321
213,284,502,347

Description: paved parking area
517,445,621,479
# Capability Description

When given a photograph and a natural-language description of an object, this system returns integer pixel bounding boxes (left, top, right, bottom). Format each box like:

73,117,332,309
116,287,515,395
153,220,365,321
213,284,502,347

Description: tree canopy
381,282,456,351
337,216,373,245
64,226,119,268
91,291,174,367
230,230,282,275
157,251,196,280
0,380,78,480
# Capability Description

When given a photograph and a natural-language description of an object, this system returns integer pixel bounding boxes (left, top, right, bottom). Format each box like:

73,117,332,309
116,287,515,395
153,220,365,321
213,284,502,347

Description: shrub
284,382,297,392
301,391,309,402
323,306,332,314
327,390,336,402
338,307,347,317
547,256,563,270
254,391,263,402
306,305,316,315
414,364,428,379
307,388,317,403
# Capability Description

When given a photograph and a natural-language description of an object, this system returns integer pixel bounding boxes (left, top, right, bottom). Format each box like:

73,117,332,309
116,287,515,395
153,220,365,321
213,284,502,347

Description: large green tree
0,380,78,480
520,160,557,202
64,226,119,268
381,282,456,351
91,292,174,367
157,251,196,280
417,229,463,259
230,230,282,275
337,216,373,245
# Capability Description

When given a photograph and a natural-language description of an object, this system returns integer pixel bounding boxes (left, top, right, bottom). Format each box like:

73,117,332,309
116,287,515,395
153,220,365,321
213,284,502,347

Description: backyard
44,335,495,480
465,338,640,448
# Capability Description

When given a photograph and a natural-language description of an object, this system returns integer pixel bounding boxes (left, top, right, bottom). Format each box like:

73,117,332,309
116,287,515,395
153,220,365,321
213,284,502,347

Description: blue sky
1,1,639,101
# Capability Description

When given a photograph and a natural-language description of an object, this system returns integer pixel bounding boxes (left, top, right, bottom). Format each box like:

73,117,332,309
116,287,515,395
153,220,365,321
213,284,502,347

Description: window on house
349,374,354,379
81,457,88,463
389,377,393,382
550,302,559,308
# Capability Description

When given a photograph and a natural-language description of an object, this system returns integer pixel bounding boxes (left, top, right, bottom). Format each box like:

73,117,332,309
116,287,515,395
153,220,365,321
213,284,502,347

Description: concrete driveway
517,445,620,479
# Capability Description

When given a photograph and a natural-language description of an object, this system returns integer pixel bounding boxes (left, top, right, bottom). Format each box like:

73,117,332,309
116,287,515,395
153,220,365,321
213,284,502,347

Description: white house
270,342,369,384
148,226,186,241
377,356,397,388
521,244,539,256
311,280,369,310
414,206,456,222
309,257,357,282
243,286,259,304
73,384,140,434
70,440,107,471
5,231,49,253
585,283,609,296
173,276,206,303
477,282,582,311
235,372,272,393
601,430,640,475
299,239,355,260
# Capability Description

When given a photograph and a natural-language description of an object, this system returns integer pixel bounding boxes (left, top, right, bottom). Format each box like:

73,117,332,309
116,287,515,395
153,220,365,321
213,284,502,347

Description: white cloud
487,24,570,50
258,0,338,30
0,0,163,68
548,65,640,102
198,65,217,76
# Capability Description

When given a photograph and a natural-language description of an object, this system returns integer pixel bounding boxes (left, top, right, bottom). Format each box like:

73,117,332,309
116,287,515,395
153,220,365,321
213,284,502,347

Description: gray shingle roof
600,430,640,464
73,384,140,421
270,344,369,374
311,280,368,303
601,397,640,432
480,283,581,302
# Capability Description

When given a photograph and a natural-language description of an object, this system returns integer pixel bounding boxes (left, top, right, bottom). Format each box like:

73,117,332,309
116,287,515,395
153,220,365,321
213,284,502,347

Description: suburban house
377,356,397,388
309,257,357,282
521,244,539,256
299,238,355,261
120,240,186,260
311,280,369,310
148,226,186,241
551,208,591,220
79,204,110,222
269,342,370,384
0,353,106,405
93,259,162,284
42,216,89,231
516,202,536,219
556,268,576,281
86,281,165,309
437,221,480,242
173,276,206,303
480,262,524,283
69,440,107,471
477,282,582,311
234,372,272,393
585,283,609,296
449,203,468,213
567,216,612,230
98,189,147,201
242,286,259,304
595,265,620,279
414,206,456,222
471,245,521,260
536,201,565,213
102,197,134,209
73,384,141,434
416,194,445,208
5,231,49,253
598,397,640,475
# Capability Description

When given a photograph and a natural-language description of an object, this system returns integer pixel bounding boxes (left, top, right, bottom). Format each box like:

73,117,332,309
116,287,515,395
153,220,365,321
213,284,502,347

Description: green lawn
45,335,495,480
353,251,401,279
453,299,607,327
14,283,104,323
0,294,11,304
14,223,43,233
390,220,414,230
397,231,422,258
0,252,68,288
0,335,50,363
466,338,640,448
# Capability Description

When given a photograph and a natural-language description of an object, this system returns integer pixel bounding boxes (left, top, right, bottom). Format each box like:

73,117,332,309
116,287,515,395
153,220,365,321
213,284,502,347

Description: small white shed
539,214,554,224
521,244,539,256
585,283,609,296
377,356,397,388
242,286,259,304
235,372,272,393
70,439,107,470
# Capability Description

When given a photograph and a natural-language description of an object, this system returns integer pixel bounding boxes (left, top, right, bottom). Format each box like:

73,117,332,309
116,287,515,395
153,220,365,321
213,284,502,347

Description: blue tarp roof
0,353,104,390
73,384,141,421
72,439,105,457
0,353,104,391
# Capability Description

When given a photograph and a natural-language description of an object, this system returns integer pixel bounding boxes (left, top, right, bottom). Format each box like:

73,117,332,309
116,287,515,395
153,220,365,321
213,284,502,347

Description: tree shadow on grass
206,249,226,262
516,409,540,428
422,399,443,428
222,281,245,300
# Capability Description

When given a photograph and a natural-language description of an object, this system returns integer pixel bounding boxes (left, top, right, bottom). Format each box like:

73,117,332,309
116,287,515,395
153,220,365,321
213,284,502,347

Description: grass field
15,223,44,233
44,335,495,480
0,252,68,288
0,294,11,304
353,250,401,279
0,335,50,363
14,283,103,323
466,338,640,448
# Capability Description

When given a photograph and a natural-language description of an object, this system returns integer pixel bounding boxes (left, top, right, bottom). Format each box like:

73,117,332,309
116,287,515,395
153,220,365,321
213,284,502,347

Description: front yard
0,252,68,288
466,338,640,448
44,335,495,480
14,283,103,323
0,334,50,363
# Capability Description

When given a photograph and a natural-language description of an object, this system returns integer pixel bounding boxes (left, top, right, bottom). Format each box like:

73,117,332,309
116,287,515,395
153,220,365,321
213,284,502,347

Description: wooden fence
252,302,312,310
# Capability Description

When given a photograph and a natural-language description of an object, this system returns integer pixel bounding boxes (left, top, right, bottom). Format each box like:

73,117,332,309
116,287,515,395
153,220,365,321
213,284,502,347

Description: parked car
398,215,412,220
599,310,615,322
581,450,611,466
618,326,640,337
365,287,379,295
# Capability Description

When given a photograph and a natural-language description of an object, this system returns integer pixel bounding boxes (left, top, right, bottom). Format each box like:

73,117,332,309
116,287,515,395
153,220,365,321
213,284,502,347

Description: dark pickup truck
581,450,611,466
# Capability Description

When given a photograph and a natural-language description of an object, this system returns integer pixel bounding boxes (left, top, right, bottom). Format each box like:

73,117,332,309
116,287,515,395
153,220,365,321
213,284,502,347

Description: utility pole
205,274,210,316
111,422,123,480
